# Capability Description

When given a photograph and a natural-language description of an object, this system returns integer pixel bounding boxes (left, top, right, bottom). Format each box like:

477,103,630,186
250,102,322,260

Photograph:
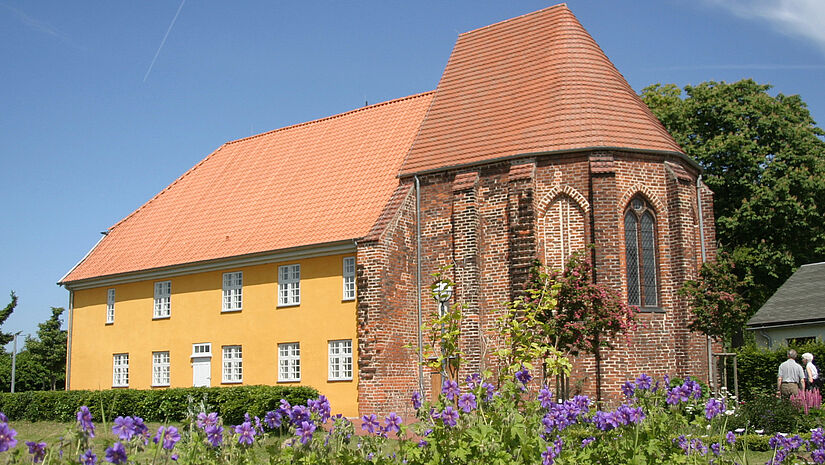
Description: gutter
697,175,713,392
747,318,825,330
65,289,73,390
415,176,424,395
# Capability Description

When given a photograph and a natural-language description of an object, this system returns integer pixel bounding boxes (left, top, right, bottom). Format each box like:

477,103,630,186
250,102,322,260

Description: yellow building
60,93,434,417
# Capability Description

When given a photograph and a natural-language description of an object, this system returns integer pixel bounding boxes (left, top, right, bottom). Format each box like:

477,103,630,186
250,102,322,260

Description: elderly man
777,349,805,398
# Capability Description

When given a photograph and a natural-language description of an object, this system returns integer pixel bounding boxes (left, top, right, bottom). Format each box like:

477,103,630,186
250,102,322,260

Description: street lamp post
11,331,22,393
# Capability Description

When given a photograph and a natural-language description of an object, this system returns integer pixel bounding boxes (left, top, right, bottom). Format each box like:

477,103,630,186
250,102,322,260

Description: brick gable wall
356,150,719,415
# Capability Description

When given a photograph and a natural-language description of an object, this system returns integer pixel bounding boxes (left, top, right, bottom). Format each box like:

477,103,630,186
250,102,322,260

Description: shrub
0,385,317,423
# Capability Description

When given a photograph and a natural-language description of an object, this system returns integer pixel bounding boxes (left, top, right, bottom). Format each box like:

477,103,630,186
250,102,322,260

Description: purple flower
666,386,688,405
811,428,824,448
690,438,707,456
171,453,178,461
308,395,331,423
480,382,496,401
264,410,282,429
205,425,223,447
466,373,482,389
592,411,620,431
104,442,127,464
515,366,532,385
80,449,97,465
197,412,219,430
440,406,459,428
812,449,825,464
622,381,636,398
384,413,403,435
361,414,380,434
458,393,477,413
541,437,563,465
710,442,722,456
0,413,6,423
26,441,47,463
411,392,422,410
76,406,95,438
635,373,653,390
726,431,736,445
154,426,180,450
581,437,595,448
132,416,149,443
442,380,460,401
0,422,18,452
290,405,310,426
683,377,702,399
296,421,316,444
235,421,256,445
674,435,688,452
705,398,725,421
538,388,554,409
112,416,135,441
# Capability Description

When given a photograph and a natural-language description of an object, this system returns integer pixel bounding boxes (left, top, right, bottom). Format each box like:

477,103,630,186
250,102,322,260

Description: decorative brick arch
537,185,590,215
617,183,666,216
537,185,589,270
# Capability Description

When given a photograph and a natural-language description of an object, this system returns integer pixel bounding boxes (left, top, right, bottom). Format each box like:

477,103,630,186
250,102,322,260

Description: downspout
697,175,713,391
415,176,424,395
65,289,74,390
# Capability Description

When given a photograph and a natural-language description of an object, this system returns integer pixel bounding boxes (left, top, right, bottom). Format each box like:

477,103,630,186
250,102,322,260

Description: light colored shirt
778,359,805,383
806,363,819,381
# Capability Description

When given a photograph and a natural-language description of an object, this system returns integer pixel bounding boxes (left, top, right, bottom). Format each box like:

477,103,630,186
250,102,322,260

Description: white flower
735,428,745,433
755,429,764,434
724,409,734,416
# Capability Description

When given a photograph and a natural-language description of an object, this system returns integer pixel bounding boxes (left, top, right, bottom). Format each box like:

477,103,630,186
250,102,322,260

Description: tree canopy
26,306,67,390
641,79,825,310
0,291,17,346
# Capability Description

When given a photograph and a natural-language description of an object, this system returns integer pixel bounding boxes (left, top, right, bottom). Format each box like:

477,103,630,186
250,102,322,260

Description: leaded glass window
624,197,659,308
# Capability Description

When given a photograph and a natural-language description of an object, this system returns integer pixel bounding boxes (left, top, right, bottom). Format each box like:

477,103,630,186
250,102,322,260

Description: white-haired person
802,352,819,391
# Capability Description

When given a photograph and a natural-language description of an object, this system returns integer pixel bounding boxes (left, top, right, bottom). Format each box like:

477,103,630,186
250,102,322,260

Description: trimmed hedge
732,342,825,400
0,385,318,425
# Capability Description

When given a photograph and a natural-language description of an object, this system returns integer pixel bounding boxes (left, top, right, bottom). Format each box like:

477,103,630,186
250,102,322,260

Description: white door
192,357,211,387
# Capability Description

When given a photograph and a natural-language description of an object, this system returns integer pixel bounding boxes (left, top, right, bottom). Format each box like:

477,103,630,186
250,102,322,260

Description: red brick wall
356,150,718,415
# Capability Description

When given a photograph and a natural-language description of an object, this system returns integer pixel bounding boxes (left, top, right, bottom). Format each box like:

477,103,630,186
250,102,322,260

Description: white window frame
222,271,243,312
152,351,170,386
278,264,300,307
106,288,116,324
192,343,212,357
328,339,353,381
278,342,301,382
343,257,356,301
112,353,129,387
154,281,171,318
222,345,243,383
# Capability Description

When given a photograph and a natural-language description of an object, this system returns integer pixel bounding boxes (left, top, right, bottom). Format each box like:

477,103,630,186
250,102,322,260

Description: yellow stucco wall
69,254,359,417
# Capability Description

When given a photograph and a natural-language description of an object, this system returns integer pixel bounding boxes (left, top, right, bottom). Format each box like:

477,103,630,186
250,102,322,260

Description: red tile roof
61,92,434,283
399,4,683,176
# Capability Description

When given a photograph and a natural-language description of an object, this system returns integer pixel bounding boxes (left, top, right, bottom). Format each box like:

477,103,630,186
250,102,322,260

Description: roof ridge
459,3,567,37
225,91,435,146
800,261,825,267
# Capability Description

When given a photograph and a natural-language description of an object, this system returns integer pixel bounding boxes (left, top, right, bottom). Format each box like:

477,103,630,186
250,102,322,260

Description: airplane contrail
143,0,186,83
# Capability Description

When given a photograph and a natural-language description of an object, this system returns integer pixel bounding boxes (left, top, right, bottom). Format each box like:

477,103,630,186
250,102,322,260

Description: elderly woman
802,352,819,391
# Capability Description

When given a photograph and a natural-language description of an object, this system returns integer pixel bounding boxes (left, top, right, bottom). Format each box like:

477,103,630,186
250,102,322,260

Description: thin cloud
1,2,66,40
704,0,825,55
647,64,825,71
143,0,186,83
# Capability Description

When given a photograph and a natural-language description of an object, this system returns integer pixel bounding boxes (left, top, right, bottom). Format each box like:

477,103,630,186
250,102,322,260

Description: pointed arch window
624,197,658,308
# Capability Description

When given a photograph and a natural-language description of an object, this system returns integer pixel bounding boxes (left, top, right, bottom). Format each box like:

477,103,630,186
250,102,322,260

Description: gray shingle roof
747,262,825,328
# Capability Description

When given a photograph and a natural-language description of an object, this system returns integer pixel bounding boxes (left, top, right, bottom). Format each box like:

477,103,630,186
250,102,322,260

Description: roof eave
747,317,825,330
59,239,358,290
398,146,699,178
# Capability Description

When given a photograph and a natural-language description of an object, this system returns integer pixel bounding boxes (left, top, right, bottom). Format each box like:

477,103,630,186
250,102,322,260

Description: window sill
636,307,666,314
221,308,242,313
277,303,300,308
278,379,301,383
328,378,353,382
221,380,243,385
153,315,171,320
112,385,129,389
151,384,170,388
105,322,114,326
342,298,356,302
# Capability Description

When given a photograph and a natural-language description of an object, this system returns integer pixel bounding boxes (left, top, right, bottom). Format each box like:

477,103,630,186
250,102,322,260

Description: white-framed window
343,257,356,301
152,351,170,386
278,342,301,382
112,353,129,387
222,271,243,312
106,288,116,324
192,343,212,357
154,281,171,318
328,339,353,381
222,345,242,383
278,264,300,306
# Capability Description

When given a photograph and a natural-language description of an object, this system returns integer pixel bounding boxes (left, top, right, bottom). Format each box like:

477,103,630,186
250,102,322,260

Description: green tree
641,79,825,309
678,253,750,346
0,349,49,392
0,291,17,346
26,307,67,390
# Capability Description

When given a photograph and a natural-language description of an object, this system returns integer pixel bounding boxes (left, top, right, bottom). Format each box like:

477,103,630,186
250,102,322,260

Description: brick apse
354,5,719,416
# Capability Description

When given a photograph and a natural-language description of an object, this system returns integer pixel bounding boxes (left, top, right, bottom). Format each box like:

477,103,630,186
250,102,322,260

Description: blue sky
1,0,823,344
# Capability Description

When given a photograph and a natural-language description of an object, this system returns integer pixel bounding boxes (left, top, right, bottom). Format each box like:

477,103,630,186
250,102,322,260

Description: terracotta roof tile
62,92,434,283
399,4,683,176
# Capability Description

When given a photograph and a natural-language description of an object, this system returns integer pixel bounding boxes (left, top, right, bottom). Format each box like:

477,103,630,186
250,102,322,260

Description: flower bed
1,370,824,464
